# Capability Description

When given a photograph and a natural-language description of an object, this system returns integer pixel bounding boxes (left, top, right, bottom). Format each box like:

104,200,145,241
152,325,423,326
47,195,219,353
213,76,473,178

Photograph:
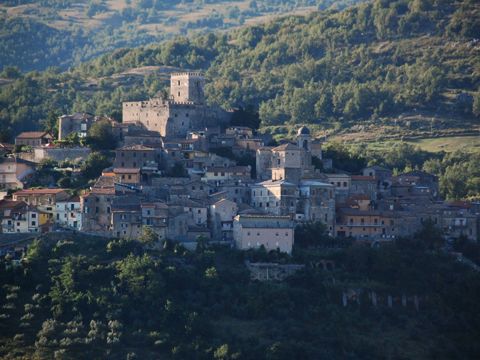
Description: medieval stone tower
170,72,205,104
122,72,230,137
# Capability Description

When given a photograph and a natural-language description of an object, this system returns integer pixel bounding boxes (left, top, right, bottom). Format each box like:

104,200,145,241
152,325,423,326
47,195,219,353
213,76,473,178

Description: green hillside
1,233,480,359
0,0,364,72
0,0,479,140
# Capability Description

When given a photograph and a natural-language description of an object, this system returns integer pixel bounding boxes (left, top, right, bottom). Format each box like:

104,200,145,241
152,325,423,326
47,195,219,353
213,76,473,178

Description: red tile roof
14,188,66,196
16,132,51,139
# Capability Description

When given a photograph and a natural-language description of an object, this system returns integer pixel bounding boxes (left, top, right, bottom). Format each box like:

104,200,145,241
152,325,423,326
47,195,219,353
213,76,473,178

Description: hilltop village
0,72,478,253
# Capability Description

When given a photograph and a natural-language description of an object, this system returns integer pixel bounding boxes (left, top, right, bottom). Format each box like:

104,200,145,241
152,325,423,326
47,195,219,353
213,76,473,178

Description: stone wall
34,147,91,163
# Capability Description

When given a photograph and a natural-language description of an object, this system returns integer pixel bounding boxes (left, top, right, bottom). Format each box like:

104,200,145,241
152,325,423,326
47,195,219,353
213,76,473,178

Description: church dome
297,126,310,136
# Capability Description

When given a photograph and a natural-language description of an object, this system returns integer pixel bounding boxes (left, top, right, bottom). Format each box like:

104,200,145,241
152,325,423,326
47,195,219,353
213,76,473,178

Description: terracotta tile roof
272,143,300,151
0,199,27,210
16,132,50,139
14,188,65,195
90,188,115,195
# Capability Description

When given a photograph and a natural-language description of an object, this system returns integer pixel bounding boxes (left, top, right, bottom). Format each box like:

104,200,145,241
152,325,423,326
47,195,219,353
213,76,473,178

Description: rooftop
113,168,141,174
254,179,296,187
117,144,155,151
14,188,65,196
16,131,51,139
272,143,301,151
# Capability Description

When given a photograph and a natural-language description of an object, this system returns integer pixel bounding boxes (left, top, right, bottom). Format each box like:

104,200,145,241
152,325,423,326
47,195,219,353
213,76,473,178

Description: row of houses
1,73,479,254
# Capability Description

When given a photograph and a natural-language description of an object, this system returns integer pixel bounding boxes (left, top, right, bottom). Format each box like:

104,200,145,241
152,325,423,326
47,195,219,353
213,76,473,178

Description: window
31,213,36,218
31,221,36,226
95,207,99,214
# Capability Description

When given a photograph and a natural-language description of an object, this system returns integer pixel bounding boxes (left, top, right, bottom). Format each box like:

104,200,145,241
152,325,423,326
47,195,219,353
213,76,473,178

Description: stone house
15,132,53,147
202,166,251,183
350,175,377,201
13,188,69,219
80,176,115,233
55,196,82,230
141,202,168,241
169,198,208,227
0,200,50,233
233,214,295,254
0,157,34,190
251,180,298,216
111,197,143,239
114,145,158,170
210,198,238,241
57,113,95,141
113,168,141,184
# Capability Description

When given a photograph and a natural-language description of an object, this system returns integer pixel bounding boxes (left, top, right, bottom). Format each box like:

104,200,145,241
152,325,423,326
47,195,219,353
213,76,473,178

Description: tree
414,218,444,250
41,110,59,138
230,105,260,129
82,152,112,180
167,162,188,177
139,226,159,247
85,120,117,150
294,221,332,248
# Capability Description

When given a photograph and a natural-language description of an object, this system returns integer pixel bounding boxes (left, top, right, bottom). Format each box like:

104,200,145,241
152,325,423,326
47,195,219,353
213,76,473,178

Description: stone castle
122,72,231,137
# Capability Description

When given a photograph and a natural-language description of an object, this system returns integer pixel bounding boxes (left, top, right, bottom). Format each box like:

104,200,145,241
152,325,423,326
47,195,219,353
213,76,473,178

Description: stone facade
33,147,91,163
15,132,52,147
58,113,95,141
233,214,295,254
123,72,231,138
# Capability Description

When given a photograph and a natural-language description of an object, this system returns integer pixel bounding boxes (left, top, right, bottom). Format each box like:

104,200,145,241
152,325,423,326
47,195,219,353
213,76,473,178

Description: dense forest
0,228,479,359
0,0,364,72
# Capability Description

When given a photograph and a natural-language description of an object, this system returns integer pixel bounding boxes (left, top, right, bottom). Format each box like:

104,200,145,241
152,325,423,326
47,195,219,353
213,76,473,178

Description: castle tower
297,126,311,151
170,72,205,104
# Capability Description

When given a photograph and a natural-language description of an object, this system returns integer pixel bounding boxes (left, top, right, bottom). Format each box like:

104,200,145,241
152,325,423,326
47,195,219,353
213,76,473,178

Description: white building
55,196,82,230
